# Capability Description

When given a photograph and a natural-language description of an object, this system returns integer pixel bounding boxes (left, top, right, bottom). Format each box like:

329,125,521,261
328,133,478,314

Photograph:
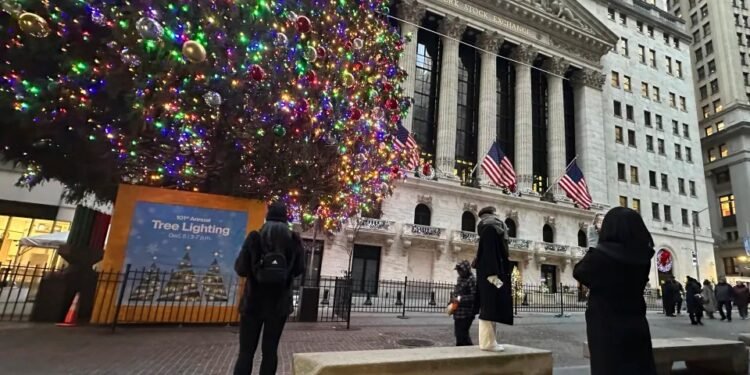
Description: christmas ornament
656,249,673,273
303,46,317,62
295,98,309,114
418,162,434,179
385,98,399,110
90,9,106,26
273,124,286,137
120,48,141,67
342,72,355,87
349,108,362,121
273,32,288,46
136,17,164,39
182,40,206,63
371,107,385,120
203,91,222,108
295,15,312,33
18,12,50,38
249,64,265,81
316,46,326,59
353,38,364,49
352,61,364,72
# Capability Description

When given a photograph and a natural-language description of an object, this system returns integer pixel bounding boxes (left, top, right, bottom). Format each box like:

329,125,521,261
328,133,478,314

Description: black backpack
253,236,290,285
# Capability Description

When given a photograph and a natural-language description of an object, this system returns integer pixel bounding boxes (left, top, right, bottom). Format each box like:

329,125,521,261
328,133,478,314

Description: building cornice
595,0,692,42
699,103,750,126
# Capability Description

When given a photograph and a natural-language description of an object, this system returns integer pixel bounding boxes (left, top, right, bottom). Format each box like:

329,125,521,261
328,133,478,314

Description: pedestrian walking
715,277,734,322
661,280,675,317
732,281,750,320
701,280,717,319
233,202,305,375
450,260,477,346
574,207,657,375
685,276,703,326
673,279,684,316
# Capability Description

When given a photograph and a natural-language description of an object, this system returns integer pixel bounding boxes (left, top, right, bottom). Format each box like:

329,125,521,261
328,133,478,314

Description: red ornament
249,65,266,81
352,61,364,72
296,16,312,33
305,70,318,85
350,108,362,121
385,98,399,111
345,41,353,50
382,82,393,92
316,47,326,59
422,163,432,176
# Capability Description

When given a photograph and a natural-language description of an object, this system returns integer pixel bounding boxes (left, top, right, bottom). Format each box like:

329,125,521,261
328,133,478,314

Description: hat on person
266,202,288,222
454,260,471,273
477,206,496,217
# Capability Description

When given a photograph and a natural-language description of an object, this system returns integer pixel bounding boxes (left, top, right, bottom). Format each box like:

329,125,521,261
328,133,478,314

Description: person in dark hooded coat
473,206,513,351
685,276,704,325
573,207,657,375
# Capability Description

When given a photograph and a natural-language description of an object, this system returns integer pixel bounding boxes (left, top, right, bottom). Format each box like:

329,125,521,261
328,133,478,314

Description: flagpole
542,155,578,197
471,143,495,176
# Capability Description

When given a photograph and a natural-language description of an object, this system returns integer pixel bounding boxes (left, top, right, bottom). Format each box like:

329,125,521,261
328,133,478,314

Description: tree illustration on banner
159,245,201,302
201,252,228,302
129,261,161,302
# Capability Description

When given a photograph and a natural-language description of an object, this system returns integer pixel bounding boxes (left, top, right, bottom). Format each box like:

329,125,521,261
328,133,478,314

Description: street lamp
692,207,710,281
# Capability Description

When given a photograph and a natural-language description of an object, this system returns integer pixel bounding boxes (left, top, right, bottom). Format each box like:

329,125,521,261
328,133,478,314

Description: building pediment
417,0,618,66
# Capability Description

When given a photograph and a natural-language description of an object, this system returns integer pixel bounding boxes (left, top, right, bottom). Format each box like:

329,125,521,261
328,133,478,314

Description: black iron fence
0,263,664,328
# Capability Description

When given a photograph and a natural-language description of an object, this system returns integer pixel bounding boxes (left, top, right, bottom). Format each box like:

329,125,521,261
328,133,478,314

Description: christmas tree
129,262,161,302
0,0,411,230
201,257,228,302
158,246,201,302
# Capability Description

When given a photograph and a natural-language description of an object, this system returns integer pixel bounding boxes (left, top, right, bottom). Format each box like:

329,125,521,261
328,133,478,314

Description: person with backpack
233,202,305,375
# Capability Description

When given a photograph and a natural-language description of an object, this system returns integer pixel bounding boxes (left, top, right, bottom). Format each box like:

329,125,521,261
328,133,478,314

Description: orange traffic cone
56,293,80,327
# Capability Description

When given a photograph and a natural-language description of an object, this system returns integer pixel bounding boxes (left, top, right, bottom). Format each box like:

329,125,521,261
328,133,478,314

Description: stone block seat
584,337,748,375
294,345,552,375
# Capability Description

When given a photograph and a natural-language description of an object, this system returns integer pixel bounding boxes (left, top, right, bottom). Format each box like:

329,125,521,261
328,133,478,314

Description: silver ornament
353,38,364,49
287,11,298,22
91,9,106,25
203,91,222,108
136,17,164,39
303,46,317,62
120,48,141,67
273,32,288,47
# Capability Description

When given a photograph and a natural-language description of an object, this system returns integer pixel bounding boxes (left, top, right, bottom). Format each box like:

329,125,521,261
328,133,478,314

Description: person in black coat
233,202,305,375
673,279,685,315
661,280,675,317
573,207,657,375
685,276,704,325
473,206,513,352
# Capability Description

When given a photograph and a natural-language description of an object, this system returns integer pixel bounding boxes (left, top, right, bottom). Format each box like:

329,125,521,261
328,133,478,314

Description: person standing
473,206,513,352
661,280,675,317
685,276,703,326
701,280,717,319
574,207,657,375
673,279,684,316
732,281,750,320
715,277,734,322
451,260,477,346
233,202,305,375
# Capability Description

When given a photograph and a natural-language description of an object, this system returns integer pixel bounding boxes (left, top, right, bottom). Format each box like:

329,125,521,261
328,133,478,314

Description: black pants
675,298,683,314
454,318,474,346
689,308,703,324
663,298,675,316
738,303,749,319
234,314,287,375
718,301,733,321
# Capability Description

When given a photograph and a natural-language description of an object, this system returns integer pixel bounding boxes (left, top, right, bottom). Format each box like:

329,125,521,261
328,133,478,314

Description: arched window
414,204,431,226
578,230,587,247
543,224,554,243
505,219,517,238
461,212,476,232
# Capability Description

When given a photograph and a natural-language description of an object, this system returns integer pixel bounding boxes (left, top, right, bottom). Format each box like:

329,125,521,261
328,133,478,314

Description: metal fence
0,263,664,328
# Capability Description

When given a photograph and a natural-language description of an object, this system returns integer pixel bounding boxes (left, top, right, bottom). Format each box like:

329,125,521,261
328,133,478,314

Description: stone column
572,68,606,205
435,16,467,178
476,32,503,184
511,44,538,193
397,0,426,132
543,57,569,195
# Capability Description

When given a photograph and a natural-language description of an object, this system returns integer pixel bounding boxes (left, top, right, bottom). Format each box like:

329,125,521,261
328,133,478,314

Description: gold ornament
18,12,50,38
182,40,206,63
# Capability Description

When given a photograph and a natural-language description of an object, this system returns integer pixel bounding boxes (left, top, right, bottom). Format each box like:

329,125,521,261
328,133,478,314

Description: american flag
481,142,516,191
394,123,420,170
558,160,593,210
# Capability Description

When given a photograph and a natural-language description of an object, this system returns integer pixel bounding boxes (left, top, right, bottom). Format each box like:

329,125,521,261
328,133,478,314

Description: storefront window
0,216,70,267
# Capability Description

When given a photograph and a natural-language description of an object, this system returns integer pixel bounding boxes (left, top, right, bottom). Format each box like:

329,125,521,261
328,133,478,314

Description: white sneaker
481,344,505,352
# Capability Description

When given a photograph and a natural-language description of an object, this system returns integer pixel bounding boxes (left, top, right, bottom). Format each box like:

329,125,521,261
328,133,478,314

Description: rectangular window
666,56,673,74
714,99,723,113
644,111,652,127
620,38,629,56
656,114,663,130
745,73,749,86
637,21,644,33
618,163,626,180
626,105,634,121
614,100,622,117
630,166,639,183
700,85,708,99
683,124,690,138
682,209,689,226
624,76,632,92
689,180,696,196
680,96,687,111
608,8,615,21
698,67,705,80
676,61,683,78
628,129,636,147
720,143,728,158
701,4,708,18
611,71,620,87
705,41,714,55
690,12,699,25
649,170,657,187
717,121,725,131
678,177,686,194
710,79,719,94
693,30,701,43
669,93,677,108
703,105,710,118
652,203,661,220
664,205,672,222
720,194,736,225
646,135,654,151
639,45,646,63
743,53,748,66
672,120,679,135
620,13,627,25
724,257,738,276
695,48,703,62
648,26,654,38
641,82,649,98
686,147,693,162
708,148,717,162
615,126,624,143
351,244,382,294
619,196,628,207
633,198,641,214
648,49,656,68
703,23,711,36
653,86,660,102
693,211,700,227
658,139,665,154
663,33,670,45
708,60,716,74
661,173,669,191
675,143,682,160
705,125,714,136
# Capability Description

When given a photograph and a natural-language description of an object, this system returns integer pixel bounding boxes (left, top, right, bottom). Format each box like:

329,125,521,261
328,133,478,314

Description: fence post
111,264,131,333
513,281,519,317
346,276,352,330
555,282,565,318
398,276,408,319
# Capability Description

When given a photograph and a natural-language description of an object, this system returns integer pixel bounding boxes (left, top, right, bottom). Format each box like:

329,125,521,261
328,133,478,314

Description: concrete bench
584,338,748,375
294,345,552,375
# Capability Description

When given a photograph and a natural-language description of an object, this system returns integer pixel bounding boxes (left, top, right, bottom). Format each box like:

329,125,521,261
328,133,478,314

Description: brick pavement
0,312,749,374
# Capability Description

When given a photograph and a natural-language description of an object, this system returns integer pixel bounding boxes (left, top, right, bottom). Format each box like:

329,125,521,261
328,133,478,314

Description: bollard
364,292,373,306
320,289,330,305
428,291,436,306
395,291,403,306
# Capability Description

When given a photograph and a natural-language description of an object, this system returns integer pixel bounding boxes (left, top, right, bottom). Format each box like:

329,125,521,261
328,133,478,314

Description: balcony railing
403,224,444,239
452,230,479,244
356,218,395,232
